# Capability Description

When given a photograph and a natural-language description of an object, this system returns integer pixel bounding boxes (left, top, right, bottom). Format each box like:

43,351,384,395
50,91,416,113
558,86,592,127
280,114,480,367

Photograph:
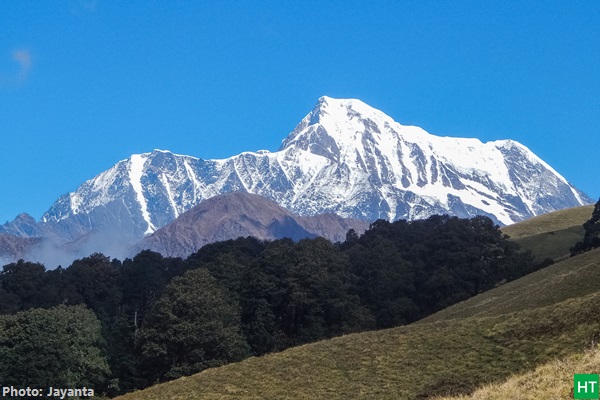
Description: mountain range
0,96,592,265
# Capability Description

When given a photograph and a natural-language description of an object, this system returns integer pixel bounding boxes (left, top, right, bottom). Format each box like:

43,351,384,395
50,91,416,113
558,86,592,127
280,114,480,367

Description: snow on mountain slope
275,97,590,224
29,96,591,242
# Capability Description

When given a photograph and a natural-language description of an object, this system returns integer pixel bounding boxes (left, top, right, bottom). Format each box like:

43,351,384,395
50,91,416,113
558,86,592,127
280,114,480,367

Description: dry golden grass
437,346,600,400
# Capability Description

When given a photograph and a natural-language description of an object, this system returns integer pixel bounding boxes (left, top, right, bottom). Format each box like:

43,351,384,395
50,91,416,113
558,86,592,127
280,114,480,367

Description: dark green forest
571,198,600,255
0,215,547,397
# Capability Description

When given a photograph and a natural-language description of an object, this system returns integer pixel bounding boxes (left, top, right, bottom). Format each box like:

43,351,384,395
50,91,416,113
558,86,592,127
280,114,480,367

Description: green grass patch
421,247,600,322
501,205,592,240
512,225,585,262
116,248,600,400
501,205,592,261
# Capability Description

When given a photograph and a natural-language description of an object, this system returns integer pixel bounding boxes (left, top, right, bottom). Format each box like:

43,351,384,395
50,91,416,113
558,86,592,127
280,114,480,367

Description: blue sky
1,1,599,224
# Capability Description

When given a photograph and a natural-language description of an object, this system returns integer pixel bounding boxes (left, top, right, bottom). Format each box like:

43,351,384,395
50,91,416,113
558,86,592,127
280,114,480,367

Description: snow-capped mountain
4,96,592,244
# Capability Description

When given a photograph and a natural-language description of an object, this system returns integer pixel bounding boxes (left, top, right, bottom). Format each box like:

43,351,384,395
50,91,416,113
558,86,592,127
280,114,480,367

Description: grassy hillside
420,247,600,322
116,247,600,400
437,346,600,400
501,205,593,240
501,205,593,261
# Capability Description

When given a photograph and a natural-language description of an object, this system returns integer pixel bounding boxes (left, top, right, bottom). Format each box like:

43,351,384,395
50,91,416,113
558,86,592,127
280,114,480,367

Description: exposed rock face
0,96,592,266
0,234,42,264
30,96,590,244
139,192,369,258
0,213,42,238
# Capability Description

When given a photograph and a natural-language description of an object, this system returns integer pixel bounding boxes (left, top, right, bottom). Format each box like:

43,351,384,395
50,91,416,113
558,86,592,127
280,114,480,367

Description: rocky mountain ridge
0,96,592,265
139,191,369,258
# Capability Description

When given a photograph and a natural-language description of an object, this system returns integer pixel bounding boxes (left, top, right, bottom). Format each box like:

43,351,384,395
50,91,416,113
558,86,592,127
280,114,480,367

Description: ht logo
575,374,600,399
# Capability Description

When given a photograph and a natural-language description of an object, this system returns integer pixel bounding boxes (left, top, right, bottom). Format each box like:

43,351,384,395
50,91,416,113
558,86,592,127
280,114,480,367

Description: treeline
571,198,600,255
0,215,545,396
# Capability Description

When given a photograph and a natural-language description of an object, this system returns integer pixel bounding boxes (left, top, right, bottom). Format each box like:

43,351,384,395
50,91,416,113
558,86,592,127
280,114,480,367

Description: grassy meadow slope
420,247,600,322
117,248,600,399
501,205,593,240
115,206,597,399
501,205,593,261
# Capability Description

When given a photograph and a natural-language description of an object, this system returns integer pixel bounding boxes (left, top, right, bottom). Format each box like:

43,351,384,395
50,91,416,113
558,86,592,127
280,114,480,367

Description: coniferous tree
241,238,373,354
65,253,122,319
571,198,600,255
0,260,48,313
138,268,249,382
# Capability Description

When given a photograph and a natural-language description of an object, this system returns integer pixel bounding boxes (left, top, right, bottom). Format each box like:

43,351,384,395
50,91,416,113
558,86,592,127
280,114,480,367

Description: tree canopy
139,268,249,382
0,304,109,388
0,214,543,395
571,198,600,255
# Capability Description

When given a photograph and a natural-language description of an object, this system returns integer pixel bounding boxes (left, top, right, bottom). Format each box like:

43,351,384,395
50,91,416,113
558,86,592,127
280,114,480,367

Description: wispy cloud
0,48,33,86
12,49,32,81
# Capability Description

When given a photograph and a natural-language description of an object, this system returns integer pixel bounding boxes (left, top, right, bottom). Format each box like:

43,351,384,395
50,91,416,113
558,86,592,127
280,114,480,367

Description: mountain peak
0,212,41,238
139,191,369,258
316,95,365,108
15,213,36,223
313,96,386,124
279,96,396,154
31,96,591,250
